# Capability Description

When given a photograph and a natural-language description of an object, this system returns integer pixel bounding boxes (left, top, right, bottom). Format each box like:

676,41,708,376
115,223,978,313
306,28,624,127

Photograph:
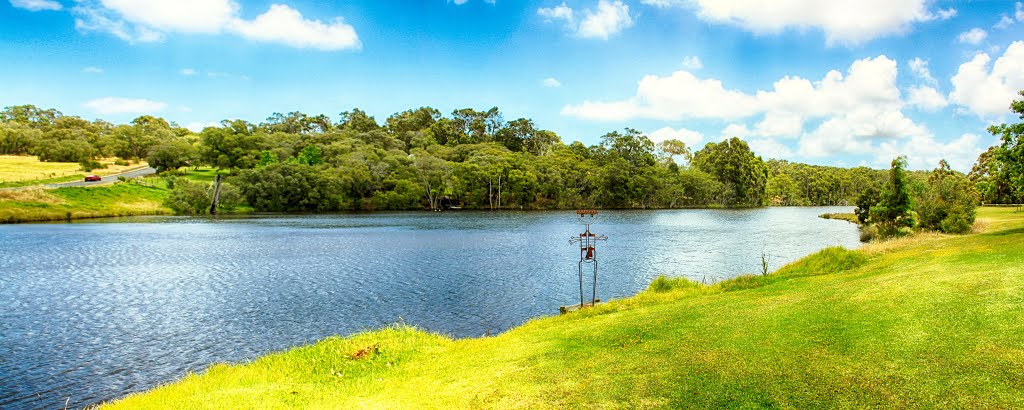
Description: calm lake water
0,207,859,409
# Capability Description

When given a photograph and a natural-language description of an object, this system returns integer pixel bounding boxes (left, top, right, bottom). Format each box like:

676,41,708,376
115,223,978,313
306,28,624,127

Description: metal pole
592,255,598,306
578,260,585,308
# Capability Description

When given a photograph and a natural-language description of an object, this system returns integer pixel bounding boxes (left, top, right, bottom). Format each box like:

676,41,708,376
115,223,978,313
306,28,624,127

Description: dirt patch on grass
0,188,65,204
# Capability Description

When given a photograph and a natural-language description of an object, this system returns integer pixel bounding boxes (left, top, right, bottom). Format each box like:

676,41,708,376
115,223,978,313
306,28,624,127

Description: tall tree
338,108,380,133
987,90,1024,199
692,137,768,206
870,156,916,237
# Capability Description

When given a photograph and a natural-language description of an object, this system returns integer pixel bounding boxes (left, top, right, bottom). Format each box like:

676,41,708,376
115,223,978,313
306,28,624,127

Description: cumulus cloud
747,138,793,159
648,126,703,147
876,133,987,171
562,69,760,120
949,41,1024,118
564,55,905,133
907,57,936,85
906,85,948,111
638,0,953,46
995,15,1015,30
10,0,62,11
563,54,972,166
185,121,219,133
680,56,703,70
957,28,987,45
83,97,167,115
230,4,360,50
721,123,752,138
71,0,360,50
542,77,562,88
538,0,633,40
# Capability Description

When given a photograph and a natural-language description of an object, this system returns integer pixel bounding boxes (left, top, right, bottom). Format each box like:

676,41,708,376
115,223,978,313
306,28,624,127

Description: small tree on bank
870,156,916,238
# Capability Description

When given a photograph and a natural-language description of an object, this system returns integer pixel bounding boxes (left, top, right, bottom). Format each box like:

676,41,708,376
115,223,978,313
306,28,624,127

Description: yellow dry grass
0,155,146,182
0,188,65,204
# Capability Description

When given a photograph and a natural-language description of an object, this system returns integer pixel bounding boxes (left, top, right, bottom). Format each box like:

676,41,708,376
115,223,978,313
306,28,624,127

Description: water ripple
0,208,859,409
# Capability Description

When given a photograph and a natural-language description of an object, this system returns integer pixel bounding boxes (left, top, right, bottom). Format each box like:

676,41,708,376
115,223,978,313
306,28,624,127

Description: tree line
3,92,1023,223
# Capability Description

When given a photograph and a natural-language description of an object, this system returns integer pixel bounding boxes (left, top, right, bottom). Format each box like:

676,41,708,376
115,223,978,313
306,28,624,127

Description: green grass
0,174,84,188
819,212,859,224
0,181,171,223
103,207,1024,409
175,167,230,183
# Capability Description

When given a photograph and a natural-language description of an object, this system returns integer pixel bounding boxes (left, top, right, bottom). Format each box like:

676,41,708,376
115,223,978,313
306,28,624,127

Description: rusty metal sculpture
569,210,608,309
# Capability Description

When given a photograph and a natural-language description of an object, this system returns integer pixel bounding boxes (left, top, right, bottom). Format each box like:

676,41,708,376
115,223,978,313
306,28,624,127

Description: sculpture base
559,299,602,314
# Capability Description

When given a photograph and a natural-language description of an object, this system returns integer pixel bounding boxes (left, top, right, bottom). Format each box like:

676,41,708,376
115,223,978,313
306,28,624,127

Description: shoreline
96,207,1023,408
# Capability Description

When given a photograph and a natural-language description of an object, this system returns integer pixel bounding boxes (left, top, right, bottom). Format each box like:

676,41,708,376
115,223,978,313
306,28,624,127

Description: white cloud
935,8,957,20
640,0,950,46
680,55,703,70
71,0,360,51
995,15,1015,30
83,97,167,115
564,55,904,131
648,126,703,147
797,107,929,158
578,0,632,39
10,0,62,11
949,41,1024,118
538,2,574,23
748,138,793,159
82,66,104,74
538,0,632,40
564,54,958,165
722,123,752,138
542,77,562,88
906,85,948,111
907,57,936,85
73,5,163,43
185,121,218,133
562,69,760,120
1018,2,1024,21
229,4,361,51
92,0,237,33
180,68,197,76
876,133,986,172
957,28,987,45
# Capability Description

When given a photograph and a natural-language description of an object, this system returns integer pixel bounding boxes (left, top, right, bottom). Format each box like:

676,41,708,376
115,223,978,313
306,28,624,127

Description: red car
84,175,101,182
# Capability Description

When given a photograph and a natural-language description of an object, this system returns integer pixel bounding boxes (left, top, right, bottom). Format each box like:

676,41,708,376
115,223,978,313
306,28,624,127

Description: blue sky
2,0,1023,171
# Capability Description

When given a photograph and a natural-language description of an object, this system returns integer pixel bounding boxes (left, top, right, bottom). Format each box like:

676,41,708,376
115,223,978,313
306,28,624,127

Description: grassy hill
104,208,1024,408
0,182,171,223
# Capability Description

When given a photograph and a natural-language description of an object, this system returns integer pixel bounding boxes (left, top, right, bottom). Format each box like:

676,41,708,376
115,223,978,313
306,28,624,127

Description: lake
0,207,859,408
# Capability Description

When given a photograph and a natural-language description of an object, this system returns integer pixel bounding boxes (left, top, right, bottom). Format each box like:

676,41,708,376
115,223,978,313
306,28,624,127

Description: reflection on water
0,207,859,408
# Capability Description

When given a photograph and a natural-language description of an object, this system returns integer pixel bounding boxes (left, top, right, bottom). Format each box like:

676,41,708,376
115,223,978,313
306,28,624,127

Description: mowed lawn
0,155,146,187
104,207,1024,409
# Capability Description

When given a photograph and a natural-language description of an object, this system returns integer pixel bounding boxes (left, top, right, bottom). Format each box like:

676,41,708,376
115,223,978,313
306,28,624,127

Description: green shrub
165,180,212,214
775,247,867,277
646,275,700,293
916,160,978,234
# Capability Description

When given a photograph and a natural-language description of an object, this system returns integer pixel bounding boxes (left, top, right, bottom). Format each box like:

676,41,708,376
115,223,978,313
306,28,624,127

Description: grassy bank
0,182,171,223
104,207,1024,408
818,212,859,224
